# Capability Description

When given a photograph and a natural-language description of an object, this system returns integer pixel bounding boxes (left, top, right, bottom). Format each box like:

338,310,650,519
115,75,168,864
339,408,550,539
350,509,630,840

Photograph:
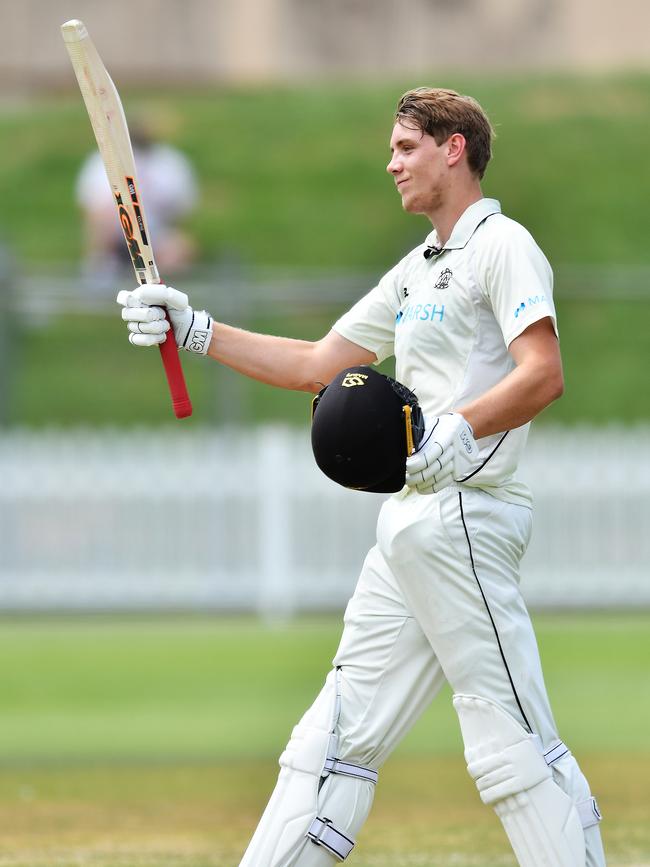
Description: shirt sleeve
474,220,558,347
332,263,402,363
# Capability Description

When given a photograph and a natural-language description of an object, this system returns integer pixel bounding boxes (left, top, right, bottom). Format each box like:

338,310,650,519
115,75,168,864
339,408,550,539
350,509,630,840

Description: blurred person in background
116,88,606,867
0,237,15,425
76,124,198,290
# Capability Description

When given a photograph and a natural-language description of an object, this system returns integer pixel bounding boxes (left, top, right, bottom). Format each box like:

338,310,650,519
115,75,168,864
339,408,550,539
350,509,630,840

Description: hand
117,284,213,355
405,413,479,494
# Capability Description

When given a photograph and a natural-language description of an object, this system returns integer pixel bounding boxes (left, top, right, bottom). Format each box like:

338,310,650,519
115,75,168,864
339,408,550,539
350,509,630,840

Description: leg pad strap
239,667,377,866
307,817,355,861
541,741,603,831
279,668,378,862
323,757,379,784
577,796,602,829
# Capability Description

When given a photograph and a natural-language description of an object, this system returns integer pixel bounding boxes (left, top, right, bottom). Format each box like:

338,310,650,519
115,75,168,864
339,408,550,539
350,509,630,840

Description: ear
446,133,467,168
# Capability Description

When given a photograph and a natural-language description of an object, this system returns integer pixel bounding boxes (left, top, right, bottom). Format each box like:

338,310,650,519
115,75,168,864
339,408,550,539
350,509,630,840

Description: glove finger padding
405,412,478,493
129,332,167,347
121,305,167,323
405,416,452,479
116,284,189,311
128,319,170,335
405,450,453,487
415,468,455,495
404,438,444,475
136,284,189,310
116,289,134,308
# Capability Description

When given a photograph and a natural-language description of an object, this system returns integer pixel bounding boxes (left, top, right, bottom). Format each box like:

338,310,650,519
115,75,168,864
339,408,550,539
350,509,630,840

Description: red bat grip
158,313,193,419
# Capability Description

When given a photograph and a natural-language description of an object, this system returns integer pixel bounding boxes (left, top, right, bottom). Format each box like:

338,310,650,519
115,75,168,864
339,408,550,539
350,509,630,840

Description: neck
428,184,483,247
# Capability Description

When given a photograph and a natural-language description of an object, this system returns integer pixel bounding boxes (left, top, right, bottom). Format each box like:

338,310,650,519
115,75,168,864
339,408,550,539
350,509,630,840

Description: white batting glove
117,284,214,355
405,413,479,494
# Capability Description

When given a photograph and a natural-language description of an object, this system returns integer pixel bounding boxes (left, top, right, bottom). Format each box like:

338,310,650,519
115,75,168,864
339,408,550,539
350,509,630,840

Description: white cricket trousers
243,485,605,866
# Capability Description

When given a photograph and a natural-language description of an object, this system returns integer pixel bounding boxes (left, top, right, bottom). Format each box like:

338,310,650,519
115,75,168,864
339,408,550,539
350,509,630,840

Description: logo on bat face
126,176,149,246
114,192,145,272
341,373,369,387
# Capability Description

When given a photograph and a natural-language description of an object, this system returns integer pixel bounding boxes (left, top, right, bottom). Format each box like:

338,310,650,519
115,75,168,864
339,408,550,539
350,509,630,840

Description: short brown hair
395,87,493,179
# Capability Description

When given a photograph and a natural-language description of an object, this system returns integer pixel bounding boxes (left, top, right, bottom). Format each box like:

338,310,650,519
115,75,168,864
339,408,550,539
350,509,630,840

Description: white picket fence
0,425,648,613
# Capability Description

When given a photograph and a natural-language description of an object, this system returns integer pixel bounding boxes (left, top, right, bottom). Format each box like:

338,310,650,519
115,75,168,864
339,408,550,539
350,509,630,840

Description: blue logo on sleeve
514,295,548,318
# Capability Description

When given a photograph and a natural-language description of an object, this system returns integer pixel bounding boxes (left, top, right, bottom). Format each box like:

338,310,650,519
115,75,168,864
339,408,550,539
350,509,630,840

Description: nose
387,153,401,175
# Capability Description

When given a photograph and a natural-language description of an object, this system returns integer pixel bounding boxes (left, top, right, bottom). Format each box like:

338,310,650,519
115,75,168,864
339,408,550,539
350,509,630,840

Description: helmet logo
341,373,369,388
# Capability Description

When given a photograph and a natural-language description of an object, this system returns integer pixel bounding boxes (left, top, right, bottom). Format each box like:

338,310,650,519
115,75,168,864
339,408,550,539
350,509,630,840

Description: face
387,121,450,217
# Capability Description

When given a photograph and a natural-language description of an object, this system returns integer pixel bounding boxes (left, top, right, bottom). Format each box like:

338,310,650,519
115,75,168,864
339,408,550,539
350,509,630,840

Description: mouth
396,179,408,190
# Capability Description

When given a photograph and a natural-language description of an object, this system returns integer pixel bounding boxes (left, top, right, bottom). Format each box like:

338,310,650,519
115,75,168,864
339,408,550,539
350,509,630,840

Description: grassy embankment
1,75,649,426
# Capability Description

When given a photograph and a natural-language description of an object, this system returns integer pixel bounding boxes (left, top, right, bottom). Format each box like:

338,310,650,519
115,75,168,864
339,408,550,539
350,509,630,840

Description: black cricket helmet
310,366,425,493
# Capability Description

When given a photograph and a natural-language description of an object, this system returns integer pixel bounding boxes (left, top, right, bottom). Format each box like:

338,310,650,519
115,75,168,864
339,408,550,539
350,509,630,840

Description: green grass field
0,613,648,865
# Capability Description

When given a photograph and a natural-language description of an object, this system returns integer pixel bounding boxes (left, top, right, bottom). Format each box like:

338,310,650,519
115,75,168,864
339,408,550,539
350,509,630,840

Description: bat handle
158,313,193,419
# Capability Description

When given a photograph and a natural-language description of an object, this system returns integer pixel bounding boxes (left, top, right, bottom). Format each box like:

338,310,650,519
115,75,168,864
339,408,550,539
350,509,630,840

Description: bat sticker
126,176,138,203
114,191,146,272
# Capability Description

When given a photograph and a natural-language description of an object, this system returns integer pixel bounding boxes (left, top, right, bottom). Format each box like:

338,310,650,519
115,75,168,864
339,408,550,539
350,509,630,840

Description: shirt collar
424,198,501,253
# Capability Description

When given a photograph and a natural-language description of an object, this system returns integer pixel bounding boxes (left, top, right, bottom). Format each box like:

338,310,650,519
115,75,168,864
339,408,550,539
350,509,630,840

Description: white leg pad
453,694,587,867
239,671,376,866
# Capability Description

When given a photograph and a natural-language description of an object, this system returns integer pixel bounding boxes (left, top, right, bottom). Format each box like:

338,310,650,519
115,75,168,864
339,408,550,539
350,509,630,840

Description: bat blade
62,19,192,419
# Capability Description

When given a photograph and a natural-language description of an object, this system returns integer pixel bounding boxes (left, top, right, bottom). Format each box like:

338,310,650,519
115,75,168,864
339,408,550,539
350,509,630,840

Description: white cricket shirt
333,199,557,506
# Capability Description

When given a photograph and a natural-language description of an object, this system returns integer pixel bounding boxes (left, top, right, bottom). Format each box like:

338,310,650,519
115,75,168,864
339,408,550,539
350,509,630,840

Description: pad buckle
307,816,355,861
309,816,333,844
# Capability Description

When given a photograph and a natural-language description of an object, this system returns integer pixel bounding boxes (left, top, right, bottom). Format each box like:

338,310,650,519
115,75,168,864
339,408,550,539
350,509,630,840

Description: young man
118,88,606,867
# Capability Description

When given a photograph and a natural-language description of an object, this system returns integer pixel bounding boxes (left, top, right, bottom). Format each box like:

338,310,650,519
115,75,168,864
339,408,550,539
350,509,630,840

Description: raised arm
117,283,377,394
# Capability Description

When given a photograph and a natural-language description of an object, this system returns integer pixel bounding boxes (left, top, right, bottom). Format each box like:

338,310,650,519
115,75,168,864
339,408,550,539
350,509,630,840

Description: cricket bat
61,18,192,419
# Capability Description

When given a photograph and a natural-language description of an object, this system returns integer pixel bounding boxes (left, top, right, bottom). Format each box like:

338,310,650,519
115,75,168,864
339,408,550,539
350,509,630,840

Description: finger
128,332,166,347
122,305,167,323
405,441,443,474
405,464,435,487
117,290,150,309
136,284,189,311
412,467,454,495
431,470,454,493
405,449,452,485
128,319,170,336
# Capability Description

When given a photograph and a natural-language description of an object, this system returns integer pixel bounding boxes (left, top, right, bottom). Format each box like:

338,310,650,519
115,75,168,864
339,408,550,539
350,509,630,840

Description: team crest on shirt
434,268,453,291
